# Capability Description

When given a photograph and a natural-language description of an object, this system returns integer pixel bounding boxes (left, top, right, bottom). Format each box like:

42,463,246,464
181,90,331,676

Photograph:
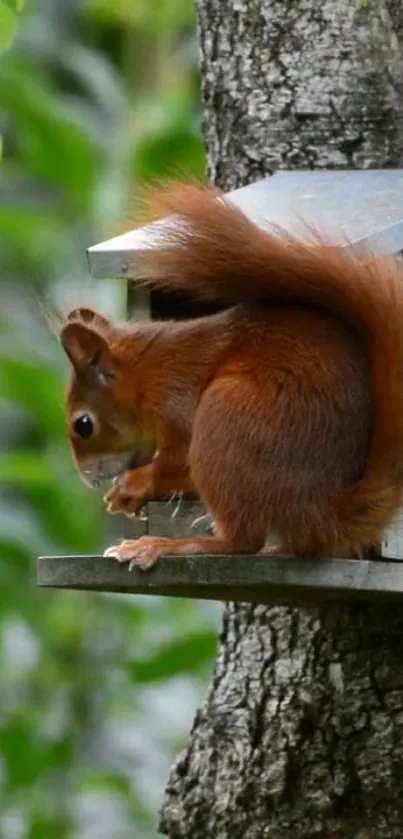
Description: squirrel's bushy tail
136,182,403,551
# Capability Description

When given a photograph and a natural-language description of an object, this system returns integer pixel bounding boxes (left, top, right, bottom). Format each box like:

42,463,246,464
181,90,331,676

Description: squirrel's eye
73,414,94,440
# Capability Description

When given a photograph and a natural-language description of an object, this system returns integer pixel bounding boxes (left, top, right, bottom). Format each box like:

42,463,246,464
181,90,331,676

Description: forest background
0,1,219,837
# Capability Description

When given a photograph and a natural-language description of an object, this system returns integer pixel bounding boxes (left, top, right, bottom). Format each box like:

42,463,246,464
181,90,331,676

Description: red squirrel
59,183,403,570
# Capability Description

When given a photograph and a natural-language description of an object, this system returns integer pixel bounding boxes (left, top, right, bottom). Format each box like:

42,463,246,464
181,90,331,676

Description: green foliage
0,1,217,837
128,631,218,683
88,0,195,31
0,0,24,54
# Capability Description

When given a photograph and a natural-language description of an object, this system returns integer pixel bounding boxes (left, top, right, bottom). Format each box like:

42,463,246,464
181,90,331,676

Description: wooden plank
115,499,209,541
126,283,150,320
119,512,148,540
147,500,210,537
381,512,403,559
37,554,403,607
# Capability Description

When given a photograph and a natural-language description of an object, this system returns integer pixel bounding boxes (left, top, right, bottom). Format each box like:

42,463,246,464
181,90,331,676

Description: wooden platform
37,554,403,607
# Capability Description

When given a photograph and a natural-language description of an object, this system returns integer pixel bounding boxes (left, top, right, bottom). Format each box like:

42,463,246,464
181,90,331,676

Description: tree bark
159,2,403,837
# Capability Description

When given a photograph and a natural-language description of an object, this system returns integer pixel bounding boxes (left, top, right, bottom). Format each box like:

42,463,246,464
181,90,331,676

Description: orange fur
59,185,403,568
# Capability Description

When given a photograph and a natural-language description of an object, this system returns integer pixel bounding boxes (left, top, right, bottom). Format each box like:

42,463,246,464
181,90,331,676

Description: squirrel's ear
60,322,115,385
65,307,111,330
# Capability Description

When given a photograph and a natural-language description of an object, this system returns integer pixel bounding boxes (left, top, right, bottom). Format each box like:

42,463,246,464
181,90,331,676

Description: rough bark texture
160,2,403,837
199,0,403,190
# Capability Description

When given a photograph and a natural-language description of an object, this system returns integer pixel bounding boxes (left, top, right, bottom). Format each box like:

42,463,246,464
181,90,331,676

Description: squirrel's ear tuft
60,322,115,385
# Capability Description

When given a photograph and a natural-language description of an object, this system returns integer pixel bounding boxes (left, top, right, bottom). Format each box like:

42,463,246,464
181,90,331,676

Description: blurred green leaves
0,1,22,54
87,0,195,33
128,631,218,684
0,0,24,155
0,65,101,211
2,0,25,9
0,1,217,837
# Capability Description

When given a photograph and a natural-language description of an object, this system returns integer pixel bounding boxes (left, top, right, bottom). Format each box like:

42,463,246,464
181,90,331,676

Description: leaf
0,356,65,439
127,631,217,683
134,126,205,180
0,716,73,791
0,499,53,558
0,2,18,53
2,0,25,11
0,446,105,553
57,44,127,119
0,63,102,210
0,451,57,489
87,0,194,32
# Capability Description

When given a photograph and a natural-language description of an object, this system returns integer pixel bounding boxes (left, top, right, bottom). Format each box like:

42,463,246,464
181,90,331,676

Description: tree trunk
159,2,403,837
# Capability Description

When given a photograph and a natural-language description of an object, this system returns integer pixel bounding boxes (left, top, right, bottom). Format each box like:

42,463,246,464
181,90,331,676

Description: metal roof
87,169,403,279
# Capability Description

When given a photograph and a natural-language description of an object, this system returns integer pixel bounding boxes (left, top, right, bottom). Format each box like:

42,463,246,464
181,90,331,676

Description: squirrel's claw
103,485,145,517
103,536,170,571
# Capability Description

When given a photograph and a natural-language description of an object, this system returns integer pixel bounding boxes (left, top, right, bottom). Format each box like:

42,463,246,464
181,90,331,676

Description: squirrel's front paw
104,484,146,516
104,536,171,571
104,470,151,517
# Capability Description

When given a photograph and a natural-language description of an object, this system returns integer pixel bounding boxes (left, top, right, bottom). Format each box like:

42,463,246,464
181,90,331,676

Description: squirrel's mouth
80,454,133,488
79,450,153,489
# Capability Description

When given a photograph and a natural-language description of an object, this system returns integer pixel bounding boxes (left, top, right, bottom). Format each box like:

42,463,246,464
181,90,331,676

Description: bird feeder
37,169,403,605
